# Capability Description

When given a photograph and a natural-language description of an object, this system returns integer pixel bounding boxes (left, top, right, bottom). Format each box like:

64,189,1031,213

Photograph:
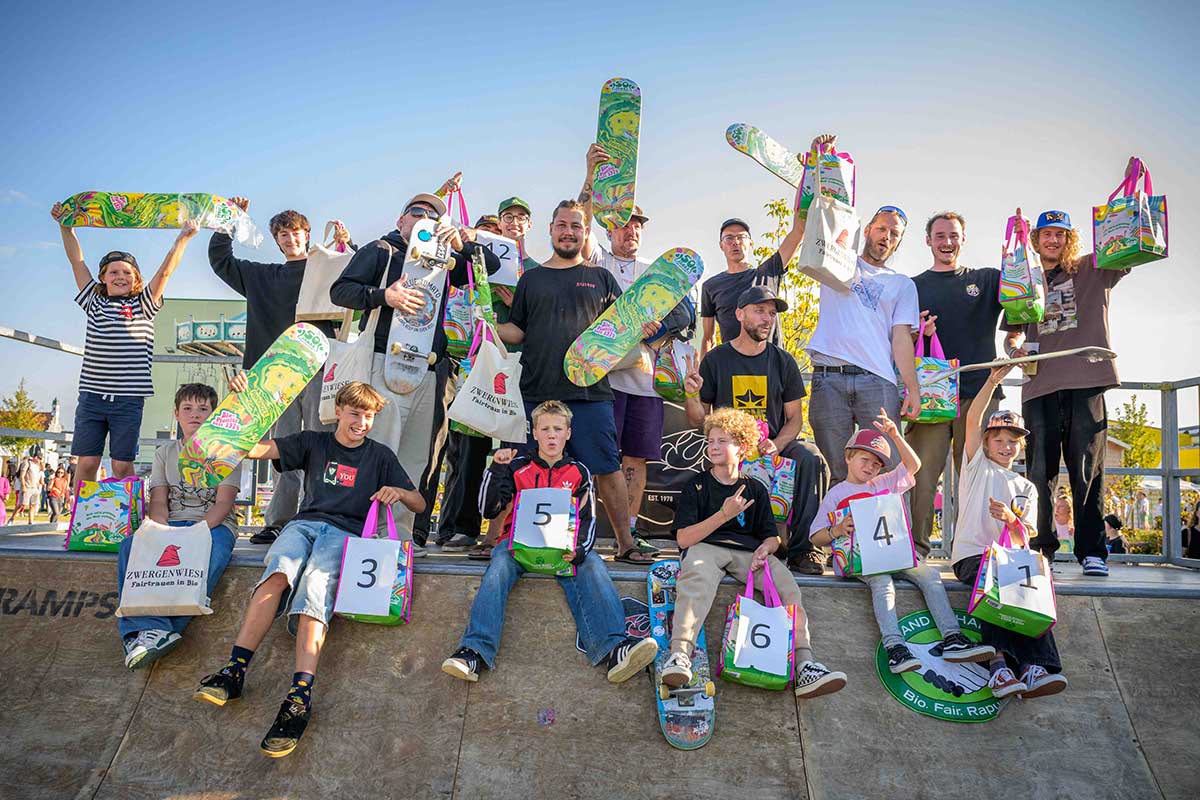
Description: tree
0,379,43,457
1110,395,1160,526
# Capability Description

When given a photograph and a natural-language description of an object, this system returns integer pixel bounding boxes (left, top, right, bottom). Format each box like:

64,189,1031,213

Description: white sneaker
1081,556,1109,577
794,661,847,699
987,666,1027,699
1019,665,1068,699
661,651,693,688
123,629,182,670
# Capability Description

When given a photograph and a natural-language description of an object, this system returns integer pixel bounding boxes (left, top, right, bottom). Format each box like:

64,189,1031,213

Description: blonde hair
702,408,760,453
532,400,573,428
1030,226,1083,273
335,381,387,412
1054,494,1073,521
983,428,1026,449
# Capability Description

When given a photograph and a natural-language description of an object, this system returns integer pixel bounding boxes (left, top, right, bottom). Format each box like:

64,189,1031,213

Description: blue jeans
460,547,626,668
116,521,236,639
808,371,901,484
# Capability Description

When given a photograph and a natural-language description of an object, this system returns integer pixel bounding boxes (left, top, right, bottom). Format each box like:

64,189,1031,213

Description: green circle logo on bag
875,609,1006,723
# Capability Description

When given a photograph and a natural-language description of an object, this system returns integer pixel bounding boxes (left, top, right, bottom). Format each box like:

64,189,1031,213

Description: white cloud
0,190,33,206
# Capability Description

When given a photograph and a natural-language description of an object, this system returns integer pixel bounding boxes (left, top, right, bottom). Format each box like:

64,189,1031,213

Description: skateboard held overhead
179,323,329,487
648,559,715,750
53,191,263,246
918,346,1117,387
592,77,641,231
725,123,803,188
564,247,703,388
384,220,453,394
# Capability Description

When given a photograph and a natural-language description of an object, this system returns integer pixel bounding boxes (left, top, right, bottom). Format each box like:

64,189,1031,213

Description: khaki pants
670,542,813,662
367,354,439,538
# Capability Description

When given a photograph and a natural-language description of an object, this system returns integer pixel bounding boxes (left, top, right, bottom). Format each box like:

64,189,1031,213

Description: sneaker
440,533,477,551
442,648,483,682
193,671,244,706
123,629,182,670
249,526,281,545
412,528,429,547
790,550,825,576
886,643,921,674
987,666,1027,699
410,541,427,558
939,632,996,663
260,699,311,758
1019,665,1068,699
1082,556,1109,577
660,651,693,688
606,636,659,683
794,661,847,698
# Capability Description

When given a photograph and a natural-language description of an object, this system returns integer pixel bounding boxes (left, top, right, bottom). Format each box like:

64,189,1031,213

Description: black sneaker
939,632,996,663
250,526,281,545
790,550,825,576
605,636,659,683
442,647,483,682
193,671,244,706
886,644,921,674
260,699,310,758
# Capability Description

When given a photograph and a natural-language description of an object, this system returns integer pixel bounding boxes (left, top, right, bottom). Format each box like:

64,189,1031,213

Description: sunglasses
405,206,440,220
875,205,908,225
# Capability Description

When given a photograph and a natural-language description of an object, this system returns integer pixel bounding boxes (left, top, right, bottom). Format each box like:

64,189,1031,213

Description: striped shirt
74,280,161,396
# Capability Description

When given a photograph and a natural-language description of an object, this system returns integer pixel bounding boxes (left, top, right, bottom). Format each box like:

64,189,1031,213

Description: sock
288,672,315,707
220,645,254,681
629,516,638,533
795,647,814,666
987,658,1006,676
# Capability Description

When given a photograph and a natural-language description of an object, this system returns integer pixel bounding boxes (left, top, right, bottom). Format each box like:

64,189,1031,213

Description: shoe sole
990,682,1027,699
193,688,237,707
793,565,825,576
441,660,479,683
942,645,996,663
1082,570,1109,577
660,670,692,688
1021,676,1068,699
608,639,659,683
795,672,847,699
129,635,183,671
889,659,922,675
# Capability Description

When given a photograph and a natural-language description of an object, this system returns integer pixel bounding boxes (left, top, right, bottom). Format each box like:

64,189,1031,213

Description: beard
552,239,582,259
743,323,770,342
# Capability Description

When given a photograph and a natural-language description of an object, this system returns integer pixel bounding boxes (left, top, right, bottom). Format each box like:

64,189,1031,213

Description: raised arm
52,204,93,291
682,352,708,428
146,221,200,304
963,366,1011,461
579,142,607,244
873,407,920,476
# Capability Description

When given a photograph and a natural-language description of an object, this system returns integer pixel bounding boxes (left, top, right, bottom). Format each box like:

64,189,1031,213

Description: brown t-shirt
1003,252,1128,401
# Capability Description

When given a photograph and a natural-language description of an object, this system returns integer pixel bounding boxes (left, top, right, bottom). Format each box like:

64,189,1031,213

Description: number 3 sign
848,493,917,575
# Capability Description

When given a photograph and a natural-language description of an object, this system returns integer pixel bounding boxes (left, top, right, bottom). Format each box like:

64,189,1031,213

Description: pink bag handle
465,319,497,359
360,499,398,541
1003,214,1031,255
743,564,784,608
914,318,946,359
445,188,470,227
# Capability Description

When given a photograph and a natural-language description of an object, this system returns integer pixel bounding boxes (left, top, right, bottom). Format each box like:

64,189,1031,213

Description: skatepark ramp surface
2,552,1197,800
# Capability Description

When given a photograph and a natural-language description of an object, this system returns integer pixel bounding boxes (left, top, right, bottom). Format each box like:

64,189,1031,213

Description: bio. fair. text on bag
447,322,526,442
999,215,1045,325
899,320,959,424
797,152,860,291
334,501,414,625
510,487,578,576
116,520,213,618
719,567,795,690
297,222,356,322
1093,158,1168,270
848,493,917,575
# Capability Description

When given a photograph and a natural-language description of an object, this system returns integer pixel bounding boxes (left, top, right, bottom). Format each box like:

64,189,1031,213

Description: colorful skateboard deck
725,123,803,188
649,559,715,751
179,323,329,487
54,191,263,247
564,248,703,387
592,77,641,231
384,220,452,394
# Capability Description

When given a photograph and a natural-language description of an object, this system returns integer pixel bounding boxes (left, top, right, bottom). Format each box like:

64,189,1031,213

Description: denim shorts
257,518,354,630
72,391,145,462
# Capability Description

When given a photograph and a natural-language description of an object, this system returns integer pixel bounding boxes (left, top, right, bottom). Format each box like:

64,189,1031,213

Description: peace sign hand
721,485,754,522
683,352,703,396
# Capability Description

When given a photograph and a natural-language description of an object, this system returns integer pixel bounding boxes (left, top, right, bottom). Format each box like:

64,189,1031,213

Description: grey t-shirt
700,251,785,346
149,440,240,534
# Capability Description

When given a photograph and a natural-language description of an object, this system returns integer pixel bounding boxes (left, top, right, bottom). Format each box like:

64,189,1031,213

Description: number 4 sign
848,493,917,575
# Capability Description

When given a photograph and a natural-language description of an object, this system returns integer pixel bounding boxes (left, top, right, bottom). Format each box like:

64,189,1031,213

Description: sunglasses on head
875,205,908,225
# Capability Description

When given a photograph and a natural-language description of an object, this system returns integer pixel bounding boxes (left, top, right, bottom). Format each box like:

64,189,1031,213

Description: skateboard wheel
704,681,715,697
390,343,401,355
658,685,670,701
426,352,437,366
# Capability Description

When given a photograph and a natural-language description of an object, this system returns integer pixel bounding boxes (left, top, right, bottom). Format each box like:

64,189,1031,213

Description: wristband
685,389,699,399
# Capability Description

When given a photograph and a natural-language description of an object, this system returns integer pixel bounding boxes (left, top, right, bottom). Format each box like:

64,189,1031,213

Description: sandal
614,547,656,565
632,534,660,555
467,543,493,560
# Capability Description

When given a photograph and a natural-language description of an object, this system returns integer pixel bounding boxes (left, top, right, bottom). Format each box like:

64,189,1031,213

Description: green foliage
0,379,42,457
1110,395,1160,513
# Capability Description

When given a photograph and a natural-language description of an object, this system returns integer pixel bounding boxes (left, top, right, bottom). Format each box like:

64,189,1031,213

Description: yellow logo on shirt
731,375,767,419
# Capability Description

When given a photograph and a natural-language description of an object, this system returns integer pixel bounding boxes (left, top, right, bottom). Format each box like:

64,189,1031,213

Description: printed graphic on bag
799,149,856,210
740,452,796,521
66,479,139,552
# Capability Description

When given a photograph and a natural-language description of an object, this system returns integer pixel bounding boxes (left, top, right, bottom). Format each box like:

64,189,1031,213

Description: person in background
47,466,70,524
1053,493,1075,555
1103,514,1127,555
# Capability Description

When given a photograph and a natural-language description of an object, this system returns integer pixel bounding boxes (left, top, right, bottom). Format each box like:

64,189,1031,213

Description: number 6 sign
848,493,917,575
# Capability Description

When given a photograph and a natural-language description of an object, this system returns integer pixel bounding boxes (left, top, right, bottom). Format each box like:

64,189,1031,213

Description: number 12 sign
848,493,917,575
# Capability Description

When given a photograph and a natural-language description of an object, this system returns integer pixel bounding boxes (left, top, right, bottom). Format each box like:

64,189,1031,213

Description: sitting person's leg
453,545,525,672
899,561,994,662
558,550,657,681
779,440,829,573
664,542,730,683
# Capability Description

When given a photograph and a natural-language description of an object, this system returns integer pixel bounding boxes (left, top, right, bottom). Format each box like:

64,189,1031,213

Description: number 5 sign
510,487,578,576
848,493,917,575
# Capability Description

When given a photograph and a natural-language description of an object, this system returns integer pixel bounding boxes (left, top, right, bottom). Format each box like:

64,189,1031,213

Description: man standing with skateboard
497,199,654,565
580,144,696,555
330,192,498,548
683,287,828,574
905,212,1004,558
699,134,834,357
209,200,352,544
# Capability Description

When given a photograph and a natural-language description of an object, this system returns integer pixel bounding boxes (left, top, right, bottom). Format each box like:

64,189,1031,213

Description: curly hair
702,408,760,453
1030,226,1083,273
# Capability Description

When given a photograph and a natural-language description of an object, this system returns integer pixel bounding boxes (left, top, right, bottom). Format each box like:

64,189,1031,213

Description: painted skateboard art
648,559,715,750
592,77,641,231
384,220,452,394
54,191,263,246
564,248,703,388
180,323,329,487
725,123,803,188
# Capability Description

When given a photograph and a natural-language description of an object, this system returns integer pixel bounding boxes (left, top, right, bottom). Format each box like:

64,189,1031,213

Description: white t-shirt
949,447,1038,564
807,257,919,384
588,242,657,397
149,440,241,534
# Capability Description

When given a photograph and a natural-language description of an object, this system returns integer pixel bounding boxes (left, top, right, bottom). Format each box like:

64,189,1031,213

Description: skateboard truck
658,682,716,704
388,343,437,366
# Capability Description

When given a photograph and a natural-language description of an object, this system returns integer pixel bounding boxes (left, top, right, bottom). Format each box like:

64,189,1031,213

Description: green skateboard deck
649,559,715,750
54,191,263,246
384,220,452,394
179,323,329,487
725,123,803,188
592,77,641,231
564,248,703,388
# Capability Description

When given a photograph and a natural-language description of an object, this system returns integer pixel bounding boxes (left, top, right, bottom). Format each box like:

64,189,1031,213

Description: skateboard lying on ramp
725,123,803,188
592,77,641,231
648,559,715,751
53,191,263,246
384,219,453,394
563,248,704,387
179,323,329,487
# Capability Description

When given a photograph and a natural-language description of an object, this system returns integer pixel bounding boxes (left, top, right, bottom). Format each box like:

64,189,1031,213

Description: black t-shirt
912,266,1003,400
274,431,413,534
700,252,784,346
699,342,806,438
673,471,775,552
508,263,622,403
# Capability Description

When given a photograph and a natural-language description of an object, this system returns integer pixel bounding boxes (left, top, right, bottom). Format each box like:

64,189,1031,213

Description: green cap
497,196,532,216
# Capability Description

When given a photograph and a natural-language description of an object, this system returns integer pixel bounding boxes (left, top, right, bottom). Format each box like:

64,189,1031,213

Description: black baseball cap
720,218,751,236
99,250,139,269
737,285,788,311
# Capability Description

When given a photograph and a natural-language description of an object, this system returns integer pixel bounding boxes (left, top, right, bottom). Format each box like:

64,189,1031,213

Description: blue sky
2,1,1198,428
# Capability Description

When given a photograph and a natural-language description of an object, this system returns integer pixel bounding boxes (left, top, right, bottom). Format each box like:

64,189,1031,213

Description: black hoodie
330,230,499,359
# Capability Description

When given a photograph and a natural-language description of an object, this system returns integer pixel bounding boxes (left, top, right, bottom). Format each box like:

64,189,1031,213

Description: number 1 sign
848,493,917,575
